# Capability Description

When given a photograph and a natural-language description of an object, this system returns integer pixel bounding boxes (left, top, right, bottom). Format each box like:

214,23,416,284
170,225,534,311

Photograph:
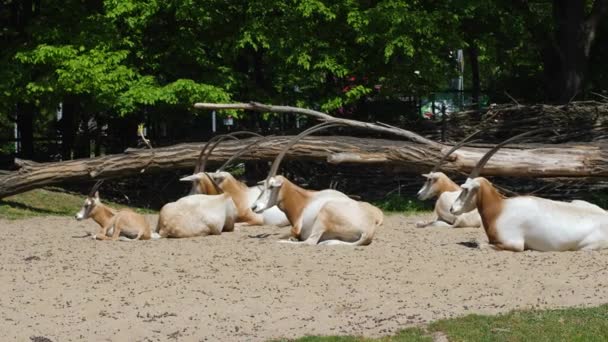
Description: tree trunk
554,0,586,102
74,113,90,158
551,0,608,102
60,96,77,160
16,102,35,159
0,136,606,198
467,44,480,110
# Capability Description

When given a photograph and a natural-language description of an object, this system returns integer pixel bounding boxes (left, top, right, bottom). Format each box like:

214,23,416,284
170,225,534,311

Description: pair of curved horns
430,130,482,172
88,180,104,197
267,122,345,180
469,128,553,179
194,131,263,174
218,135,273,172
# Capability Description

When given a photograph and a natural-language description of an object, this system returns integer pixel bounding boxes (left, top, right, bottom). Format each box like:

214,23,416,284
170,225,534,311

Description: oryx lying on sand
251,122,384,246
75,181,159,241
450,130,608,251
155,192,237,238
416,131,482,228
181,132,289,227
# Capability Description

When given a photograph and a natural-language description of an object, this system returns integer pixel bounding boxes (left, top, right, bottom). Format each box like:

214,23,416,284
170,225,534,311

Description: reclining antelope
75,181,159,241
416,131,482,228
78,180,238,239
181,132,290,227
450,130,608,252
251,122,384,246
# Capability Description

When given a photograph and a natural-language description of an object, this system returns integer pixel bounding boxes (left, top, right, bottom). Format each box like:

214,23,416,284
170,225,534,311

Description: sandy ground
1,214,608,342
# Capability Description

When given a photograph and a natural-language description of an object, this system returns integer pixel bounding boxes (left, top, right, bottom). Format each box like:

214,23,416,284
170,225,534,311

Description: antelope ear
421,173,431,179
94,191,100,199
257,180,265,185
180,173,205,182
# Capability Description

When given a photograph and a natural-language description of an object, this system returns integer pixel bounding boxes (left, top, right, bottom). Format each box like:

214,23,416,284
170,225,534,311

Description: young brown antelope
75,181,158,241
450,130,608,252
416,131,482,228
251,122,384,246
181,133,290,227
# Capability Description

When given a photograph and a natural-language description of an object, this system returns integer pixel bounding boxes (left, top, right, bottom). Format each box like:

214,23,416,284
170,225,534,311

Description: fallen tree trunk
0,136,606,198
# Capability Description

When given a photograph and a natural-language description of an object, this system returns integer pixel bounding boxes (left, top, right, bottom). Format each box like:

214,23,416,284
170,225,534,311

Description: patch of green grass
281,305,608,342
0,188,155,220
274,327,431,342
372,194,431,214
429,304,608,342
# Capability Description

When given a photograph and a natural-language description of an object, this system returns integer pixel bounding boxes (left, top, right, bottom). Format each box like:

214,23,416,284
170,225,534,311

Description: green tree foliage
1,0,607,158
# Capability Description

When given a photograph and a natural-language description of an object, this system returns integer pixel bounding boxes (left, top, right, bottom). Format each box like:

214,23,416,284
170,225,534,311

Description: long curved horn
193,131,263,173
469,128,552,179
88,180,104,197
218,135,273,172
200,132,264,173
193,135,230,173
267,122,345,179
431,130,482,172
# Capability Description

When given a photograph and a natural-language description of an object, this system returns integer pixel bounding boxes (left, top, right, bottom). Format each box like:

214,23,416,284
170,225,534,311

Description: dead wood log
0,136,606,198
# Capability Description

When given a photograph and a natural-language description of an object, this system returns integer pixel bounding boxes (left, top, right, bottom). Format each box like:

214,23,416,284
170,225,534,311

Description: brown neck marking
219,176,249,211
435,174,460,195
198,176,220,195
90,203,115,228
277,178,314,226
474,177,505,244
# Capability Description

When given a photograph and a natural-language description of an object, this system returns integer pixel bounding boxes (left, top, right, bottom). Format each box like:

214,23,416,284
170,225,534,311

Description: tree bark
16,102,35,159
513,0,608,102
0,136,606,198
60,96,77,160
467,44,480,110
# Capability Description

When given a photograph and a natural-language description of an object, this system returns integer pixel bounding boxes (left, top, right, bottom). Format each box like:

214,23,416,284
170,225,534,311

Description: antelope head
252,122,343,213
417,130,481,200
449,178,481,215
450,129,550,215
417,172,453,200
75,180,104,220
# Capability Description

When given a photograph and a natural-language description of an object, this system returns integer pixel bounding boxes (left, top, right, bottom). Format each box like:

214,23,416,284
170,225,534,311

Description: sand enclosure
2,213,608,341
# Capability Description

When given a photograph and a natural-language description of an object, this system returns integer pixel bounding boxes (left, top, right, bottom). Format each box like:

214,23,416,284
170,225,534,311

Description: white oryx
251,122,384,246
416,131,482,228
155,192,237,238
155,133,252,238
450,130,608,251
180,132,290,227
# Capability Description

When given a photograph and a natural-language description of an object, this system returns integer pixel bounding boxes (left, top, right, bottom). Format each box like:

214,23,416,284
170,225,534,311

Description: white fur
157,194,236,238
452,178,608,251
496,197,608,251
246,186,290,226
253,176,382,246
416,172,481,228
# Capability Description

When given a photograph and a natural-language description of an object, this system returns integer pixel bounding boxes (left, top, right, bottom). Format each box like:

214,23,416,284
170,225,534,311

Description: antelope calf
75,182,158,241
416,131,482,228
450,130,608,252
251,122,383,246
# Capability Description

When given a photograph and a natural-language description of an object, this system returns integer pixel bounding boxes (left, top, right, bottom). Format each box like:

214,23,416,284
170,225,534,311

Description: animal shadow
457,240,480,249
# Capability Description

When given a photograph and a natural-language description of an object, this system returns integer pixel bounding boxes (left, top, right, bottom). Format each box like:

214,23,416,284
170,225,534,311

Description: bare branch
193,102,441,147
